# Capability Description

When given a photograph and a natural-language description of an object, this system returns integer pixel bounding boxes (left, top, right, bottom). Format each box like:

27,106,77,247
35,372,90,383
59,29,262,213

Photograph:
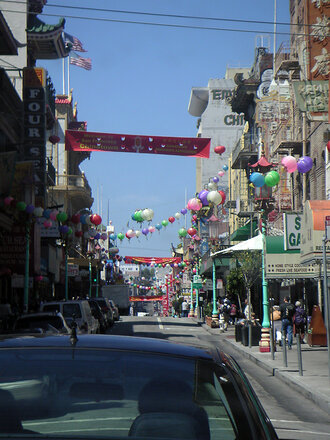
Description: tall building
188,68,250,195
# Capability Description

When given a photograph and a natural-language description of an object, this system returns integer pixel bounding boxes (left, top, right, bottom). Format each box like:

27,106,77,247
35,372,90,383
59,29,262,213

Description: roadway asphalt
197,320,330,415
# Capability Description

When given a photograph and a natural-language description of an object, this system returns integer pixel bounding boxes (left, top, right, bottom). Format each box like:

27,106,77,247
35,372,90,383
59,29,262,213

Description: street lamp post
212,259,219,325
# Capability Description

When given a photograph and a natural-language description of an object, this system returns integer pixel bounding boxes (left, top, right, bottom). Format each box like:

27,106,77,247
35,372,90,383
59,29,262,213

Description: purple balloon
180,208,187,215
198,189,209,206
94,233,101,239
59,225,68,234
297,156,313,173
142,228,149,235
212,176,219,183
25,204,35,214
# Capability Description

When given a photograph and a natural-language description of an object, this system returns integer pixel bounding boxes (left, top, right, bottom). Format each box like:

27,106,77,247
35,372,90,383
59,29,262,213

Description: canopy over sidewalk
211,234,263,258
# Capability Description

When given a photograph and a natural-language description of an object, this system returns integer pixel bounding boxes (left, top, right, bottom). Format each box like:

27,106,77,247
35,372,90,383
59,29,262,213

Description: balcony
231,133,259,169
270,122,305,155
52,171,93,212
274,42,300,78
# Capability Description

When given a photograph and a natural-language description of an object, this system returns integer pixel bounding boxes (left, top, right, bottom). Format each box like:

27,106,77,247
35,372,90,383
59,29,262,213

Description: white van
40,300,99,334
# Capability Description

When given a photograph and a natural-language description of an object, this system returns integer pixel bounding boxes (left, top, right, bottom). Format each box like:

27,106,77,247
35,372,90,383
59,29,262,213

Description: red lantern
168,216,175,223
327,140,330,153
214,145,226,155
187,227,197,237
90,214,102,225
75,230,83,237
218,190,226,204
71,213,81,224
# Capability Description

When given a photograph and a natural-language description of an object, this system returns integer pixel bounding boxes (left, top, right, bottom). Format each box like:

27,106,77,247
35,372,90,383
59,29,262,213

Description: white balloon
207,190,222,205
135,230,142,238
142,208,154,221
174,212,181,220
33,207,44,217
208,182,218,191
127,229,136,238
86,215,92,225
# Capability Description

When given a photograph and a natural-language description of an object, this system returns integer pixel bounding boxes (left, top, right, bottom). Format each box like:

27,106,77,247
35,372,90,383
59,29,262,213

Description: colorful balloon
264,171,280,187
161,219,169,227
180,208,187,215
174,212,181,220
187,198,202,211
178,228,187,238
282,155,297,173
250,172,265,187
117,233,125,241
168,216,175,223
223,165,228,171
148,226,156,233
187,227,197,237
33,206,44,217
109,233,117,240
214,145,226,155
198,190,209,206
218,171,225,177
25,204,35,214
297,156,313,173
212,176,219,183
57,211,68,223
142,228,149,236
90,214,102,225
207,190,222,205
16,201,26,211
155,223,162,230
218,190,226,204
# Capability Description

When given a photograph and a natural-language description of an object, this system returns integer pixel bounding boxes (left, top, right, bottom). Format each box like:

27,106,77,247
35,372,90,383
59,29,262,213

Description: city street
108,316,330,440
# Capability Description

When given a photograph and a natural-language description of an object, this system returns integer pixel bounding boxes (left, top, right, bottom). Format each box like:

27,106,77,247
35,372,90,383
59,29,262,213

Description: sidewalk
198,320,330,414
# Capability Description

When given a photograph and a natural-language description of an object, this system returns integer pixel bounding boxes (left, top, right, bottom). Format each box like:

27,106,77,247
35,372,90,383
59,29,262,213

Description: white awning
211,234,263,258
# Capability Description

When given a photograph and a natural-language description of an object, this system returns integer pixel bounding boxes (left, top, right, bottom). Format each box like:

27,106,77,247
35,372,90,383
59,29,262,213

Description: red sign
65,130,211,158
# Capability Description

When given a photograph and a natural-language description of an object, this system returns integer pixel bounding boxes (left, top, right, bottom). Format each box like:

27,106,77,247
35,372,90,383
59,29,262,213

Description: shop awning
212,234,263,258
230,220,258,241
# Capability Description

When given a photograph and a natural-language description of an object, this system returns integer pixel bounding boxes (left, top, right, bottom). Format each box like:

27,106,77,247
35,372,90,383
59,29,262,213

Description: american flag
70,55,92,71
64,32,87,52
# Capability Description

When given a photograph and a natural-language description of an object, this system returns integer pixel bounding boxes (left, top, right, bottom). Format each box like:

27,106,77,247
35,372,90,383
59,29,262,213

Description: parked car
40,300,99,334
88,299,107,333
13,312,71,335
108,299,120,321
92,297,114,328
0,334,278,439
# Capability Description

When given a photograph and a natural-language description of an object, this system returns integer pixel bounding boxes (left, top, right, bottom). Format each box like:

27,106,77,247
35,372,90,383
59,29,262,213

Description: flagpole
62,57,65,94
67,54,70,96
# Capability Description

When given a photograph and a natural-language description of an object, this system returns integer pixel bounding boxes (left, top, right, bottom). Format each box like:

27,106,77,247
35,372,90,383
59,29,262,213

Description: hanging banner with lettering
65,130,211,158
129,295,164,302
124,256,181,265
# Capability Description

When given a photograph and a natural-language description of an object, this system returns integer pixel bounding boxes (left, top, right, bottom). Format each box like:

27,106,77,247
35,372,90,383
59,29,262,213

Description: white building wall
189,77,245,196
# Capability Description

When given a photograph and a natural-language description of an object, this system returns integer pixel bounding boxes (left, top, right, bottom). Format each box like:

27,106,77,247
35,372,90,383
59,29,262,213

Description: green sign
192,282,203,290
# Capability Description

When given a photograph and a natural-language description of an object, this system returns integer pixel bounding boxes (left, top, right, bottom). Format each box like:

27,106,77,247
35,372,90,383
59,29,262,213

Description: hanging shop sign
23,67,46,201
65,130,211,158
283,212,302,251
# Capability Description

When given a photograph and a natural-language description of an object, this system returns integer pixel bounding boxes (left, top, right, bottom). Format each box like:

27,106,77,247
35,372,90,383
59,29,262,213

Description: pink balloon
187,198,202,211
282,155,297,173
148,226,156,233
49,210,58,221
218,171,225,177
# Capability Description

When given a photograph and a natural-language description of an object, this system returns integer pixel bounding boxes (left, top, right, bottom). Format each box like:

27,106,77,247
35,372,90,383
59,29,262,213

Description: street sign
192,282,203,290
193,275,202,284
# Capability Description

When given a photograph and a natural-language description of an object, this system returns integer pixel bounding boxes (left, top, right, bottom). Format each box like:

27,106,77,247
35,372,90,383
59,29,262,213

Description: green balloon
265,171,280,187
178,228,187,237
57,211,68,222
16,201,26,211
67,227,73,235
136,210,144,222
162,219,169,227
117,233,125,241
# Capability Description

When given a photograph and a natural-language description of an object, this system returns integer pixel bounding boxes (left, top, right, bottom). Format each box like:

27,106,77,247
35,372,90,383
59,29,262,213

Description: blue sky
40,0,290,257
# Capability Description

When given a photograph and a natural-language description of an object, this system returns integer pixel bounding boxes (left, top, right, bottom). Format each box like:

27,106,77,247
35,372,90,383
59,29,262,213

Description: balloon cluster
1,195,104,239
281,155,313,174
131,208,154,223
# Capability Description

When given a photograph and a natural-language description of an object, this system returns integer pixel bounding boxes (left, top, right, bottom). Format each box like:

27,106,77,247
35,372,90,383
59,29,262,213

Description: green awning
230,220,257,242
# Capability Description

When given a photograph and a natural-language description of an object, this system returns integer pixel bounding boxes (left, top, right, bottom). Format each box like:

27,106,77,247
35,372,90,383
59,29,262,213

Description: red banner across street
65,130,211,158
124,256,181,265
129,296,164,302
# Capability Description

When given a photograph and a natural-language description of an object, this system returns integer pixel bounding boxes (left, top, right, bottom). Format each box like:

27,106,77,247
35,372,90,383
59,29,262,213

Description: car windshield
0,346,239,439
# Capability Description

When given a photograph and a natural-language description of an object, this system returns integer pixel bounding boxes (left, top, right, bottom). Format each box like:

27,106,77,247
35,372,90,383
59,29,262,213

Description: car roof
17,312,63,319
0,334,213,360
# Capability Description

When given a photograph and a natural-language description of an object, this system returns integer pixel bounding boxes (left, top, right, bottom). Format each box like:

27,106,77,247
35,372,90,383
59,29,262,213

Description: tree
235,250,262,319
226,267,245,314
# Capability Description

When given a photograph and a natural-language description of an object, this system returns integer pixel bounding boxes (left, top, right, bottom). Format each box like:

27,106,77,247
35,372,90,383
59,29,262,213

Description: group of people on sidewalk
276,296,307,349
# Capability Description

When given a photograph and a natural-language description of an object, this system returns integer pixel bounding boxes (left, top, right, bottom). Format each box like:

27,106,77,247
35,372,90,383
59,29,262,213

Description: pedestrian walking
280,296,295,349
181,299,189,317
293,301,307,343
220,298,231,330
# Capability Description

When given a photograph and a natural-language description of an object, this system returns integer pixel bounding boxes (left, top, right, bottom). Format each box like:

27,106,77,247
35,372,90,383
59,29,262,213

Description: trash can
241,323,261,346
235,323,243,342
